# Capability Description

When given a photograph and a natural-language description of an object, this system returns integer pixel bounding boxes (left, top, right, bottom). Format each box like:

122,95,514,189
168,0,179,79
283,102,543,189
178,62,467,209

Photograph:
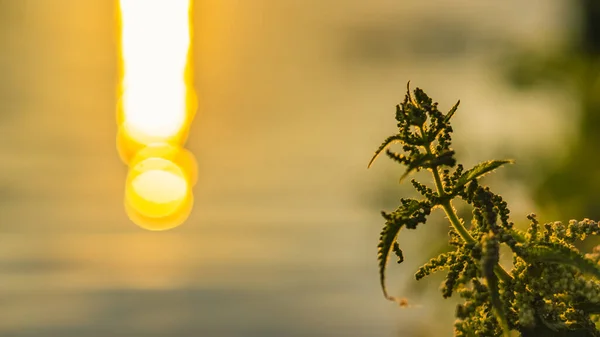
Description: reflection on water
0,0,568,336
117,0,198,230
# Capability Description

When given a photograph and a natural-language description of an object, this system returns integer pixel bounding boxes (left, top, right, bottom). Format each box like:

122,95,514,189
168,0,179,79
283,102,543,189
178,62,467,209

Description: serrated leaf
443,100,460,123
368,134,403,168
377,199,422,301
455,160,514,189
378,220,404,301
519,242,600,278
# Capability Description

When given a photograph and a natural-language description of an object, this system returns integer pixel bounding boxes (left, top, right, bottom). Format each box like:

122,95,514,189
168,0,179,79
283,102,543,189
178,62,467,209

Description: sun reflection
126,158,189,217
117,0,197,231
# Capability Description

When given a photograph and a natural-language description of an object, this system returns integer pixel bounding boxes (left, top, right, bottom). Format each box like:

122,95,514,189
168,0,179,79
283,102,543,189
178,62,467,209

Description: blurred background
0,0,598,336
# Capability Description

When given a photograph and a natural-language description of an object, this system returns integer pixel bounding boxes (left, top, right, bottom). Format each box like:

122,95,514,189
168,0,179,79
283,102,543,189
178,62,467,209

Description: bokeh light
117,0,197,230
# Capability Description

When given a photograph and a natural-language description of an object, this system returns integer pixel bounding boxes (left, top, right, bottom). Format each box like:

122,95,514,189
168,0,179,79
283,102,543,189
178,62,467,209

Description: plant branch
372,85,600,335
426,145,513,284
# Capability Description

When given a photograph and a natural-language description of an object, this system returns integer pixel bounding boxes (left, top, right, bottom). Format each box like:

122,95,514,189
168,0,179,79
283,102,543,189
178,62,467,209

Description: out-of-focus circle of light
129,143,198,186
125,157,192,231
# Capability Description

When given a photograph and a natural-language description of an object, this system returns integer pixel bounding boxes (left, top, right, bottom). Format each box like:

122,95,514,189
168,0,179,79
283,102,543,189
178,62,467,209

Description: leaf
406,81,417,106
368,134,403,168
455,160,514,189
377,199,422,302
519,242,600,278
377,220,404,302
443,100,460,123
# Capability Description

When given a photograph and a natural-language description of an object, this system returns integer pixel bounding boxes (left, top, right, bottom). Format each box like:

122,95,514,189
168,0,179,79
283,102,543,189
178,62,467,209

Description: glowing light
119,0,191,145
124,158,193,231
117,0,197,231
133,170,187,204
129,143,198,186
127,158,188,217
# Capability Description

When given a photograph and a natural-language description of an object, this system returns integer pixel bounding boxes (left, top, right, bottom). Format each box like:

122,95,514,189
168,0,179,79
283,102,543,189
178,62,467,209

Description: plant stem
417,126,513,283
429,158,514,284
440,200,474,244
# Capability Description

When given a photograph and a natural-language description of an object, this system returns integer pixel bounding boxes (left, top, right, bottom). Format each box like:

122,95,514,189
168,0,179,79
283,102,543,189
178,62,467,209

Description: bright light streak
117,0,197,231
119,0,192,145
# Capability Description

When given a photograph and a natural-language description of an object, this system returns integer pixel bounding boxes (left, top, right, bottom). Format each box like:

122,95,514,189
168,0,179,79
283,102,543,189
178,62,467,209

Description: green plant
369,84,600,337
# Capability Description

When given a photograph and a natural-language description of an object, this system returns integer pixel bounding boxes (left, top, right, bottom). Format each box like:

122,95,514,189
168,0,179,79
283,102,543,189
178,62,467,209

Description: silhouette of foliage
369,84,600,337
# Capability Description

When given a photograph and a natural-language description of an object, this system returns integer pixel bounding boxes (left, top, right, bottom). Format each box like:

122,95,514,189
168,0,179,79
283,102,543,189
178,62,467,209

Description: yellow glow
118,0,192,147
125,158,193,231
132,170,187,205
117,0,197,231
129,142,198,185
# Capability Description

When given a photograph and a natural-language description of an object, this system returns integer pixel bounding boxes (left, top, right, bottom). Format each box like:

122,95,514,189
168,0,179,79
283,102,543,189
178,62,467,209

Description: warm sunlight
118,0,192,149
117,0,197,230
128,159,188,217
124,157,193,231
